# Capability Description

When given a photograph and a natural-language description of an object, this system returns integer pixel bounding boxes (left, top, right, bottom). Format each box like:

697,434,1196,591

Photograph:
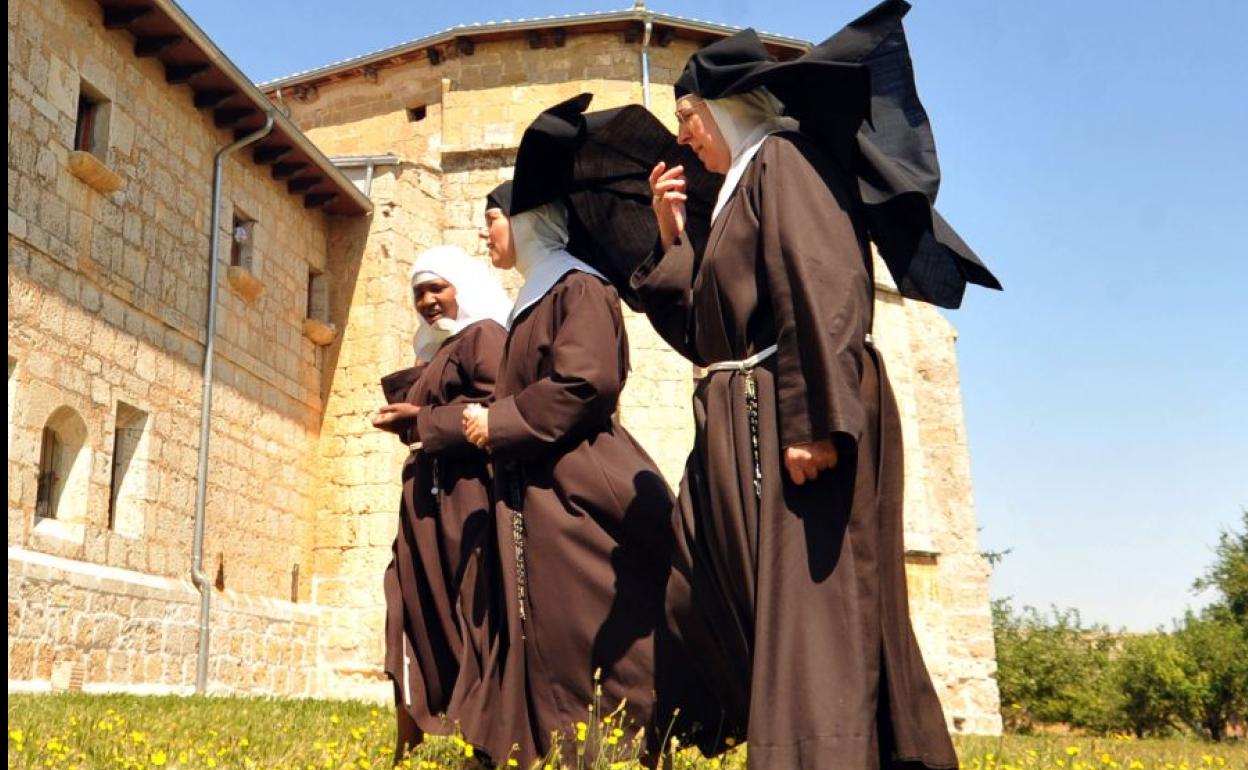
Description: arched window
34,406,90,527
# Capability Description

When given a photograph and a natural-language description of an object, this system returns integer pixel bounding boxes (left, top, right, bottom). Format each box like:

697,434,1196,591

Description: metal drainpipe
640,15,653,108
192,112,274,694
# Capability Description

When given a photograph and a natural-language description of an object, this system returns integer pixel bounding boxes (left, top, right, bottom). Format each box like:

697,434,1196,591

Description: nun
464,177,707,766
630,2,1000,768
372,245,511,762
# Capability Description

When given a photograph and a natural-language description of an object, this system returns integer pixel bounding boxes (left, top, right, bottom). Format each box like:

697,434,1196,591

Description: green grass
7,694,1246,770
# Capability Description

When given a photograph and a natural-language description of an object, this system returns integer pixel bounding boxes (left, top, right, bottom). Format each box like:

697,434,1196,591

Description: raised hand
649,161,687,252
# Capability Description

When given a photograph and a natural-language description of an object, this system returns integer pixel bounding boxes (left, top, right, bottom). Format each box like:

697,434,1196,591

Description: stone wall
7,548,321,696
7,0,357,695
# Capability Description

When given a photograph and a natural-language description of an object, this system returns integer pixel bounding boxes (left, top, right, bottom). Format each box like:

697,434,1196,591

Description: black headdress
676,0,1001,308
508,93,721,307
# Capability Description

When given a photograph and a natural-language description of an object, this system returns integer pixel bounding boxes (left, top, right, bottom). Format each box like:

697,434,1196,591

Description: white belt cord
704,344,778,373
703,344,777,500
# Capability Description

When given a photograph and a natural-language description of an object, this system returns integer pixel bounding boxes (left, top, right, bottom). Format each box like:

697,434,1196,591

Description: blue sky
179,0,1248,630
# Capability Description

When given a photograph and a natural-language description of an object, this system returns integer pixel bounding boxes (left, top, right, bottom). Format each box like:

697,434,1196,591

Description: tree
1175,610,1248,741
1193,509,1248,625
992,600,1118,733
1114,632,1197,738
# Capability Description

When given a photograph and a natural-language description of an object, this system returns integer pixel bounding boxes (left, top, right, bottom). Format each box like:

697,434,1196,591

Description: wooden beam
134,35,183,58
253,145,292,164
213,107,253,127
103,7,151,29
287,177,323,193
272,162,308,180
456,38,475,56
165,62,210,84
304,193,337,209
193,90,232,108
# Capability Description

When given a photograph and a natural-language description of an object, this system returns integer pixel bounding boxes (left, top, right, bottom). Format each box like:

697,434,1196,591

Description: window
107,403,149,538
407,105,427,122
35,427,60,520
73,81,111,158
306,268,328,322
34,407,90,527
74,93,99,154
230,211,256,270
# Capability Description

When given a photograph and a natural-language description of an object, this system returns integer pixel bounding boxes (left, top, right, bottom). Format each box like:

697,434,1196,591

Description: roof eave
258,8,810,92
112,0,373,216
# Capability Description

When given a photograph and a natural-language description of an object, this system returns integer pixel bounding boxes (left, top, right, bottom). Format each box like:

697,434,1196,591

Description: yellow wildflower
151,750,168,766
575,722,588,742
10,728,24,743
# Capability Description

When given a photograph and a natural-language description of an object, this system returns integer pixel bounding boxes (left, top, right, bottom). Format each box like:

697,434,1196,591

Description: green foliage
1175,610,1248,742
1114,632,1197,738
1193,510,1248,625
991,600,1120,734
993,510,1248,742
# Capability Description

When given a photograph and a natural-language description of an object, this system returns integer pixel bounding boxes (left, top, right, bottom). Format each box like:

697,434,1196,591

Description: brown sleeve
488,276,623,458
414,321,506,454
630,237,706,365
752,136,870,451
380,365,425,405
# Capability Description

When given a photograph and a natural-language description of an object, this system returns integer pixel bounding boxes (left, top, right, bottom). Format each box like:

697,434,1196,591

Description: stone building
7,0,1002,734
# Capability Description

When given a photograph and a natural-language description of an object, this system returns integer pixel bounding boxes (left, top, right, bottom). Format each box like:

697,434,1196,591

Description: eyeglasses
674,99,704,127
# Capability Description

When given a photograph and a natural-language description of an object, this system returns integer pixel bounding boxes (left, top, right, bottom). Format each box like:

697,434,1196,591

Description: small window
230,211,256,270
74,81,110,158
107,403,149,538
35,427,61,520
35,407,90,526
407,105,427,122
75,93,99,153
306,268,328,322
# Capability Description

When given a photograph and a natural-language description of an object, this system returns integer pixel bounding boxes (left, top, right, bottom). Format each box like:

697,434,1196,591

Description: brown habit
633,133,958,770
380,319,515,761
487,271,712,765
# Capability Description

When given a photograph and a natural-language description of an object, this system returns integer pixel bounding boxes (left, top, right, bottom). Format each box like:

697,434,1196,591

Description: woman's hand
371,403,421,433
462,403,490,450
649,161,687,252
784,440,839,485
